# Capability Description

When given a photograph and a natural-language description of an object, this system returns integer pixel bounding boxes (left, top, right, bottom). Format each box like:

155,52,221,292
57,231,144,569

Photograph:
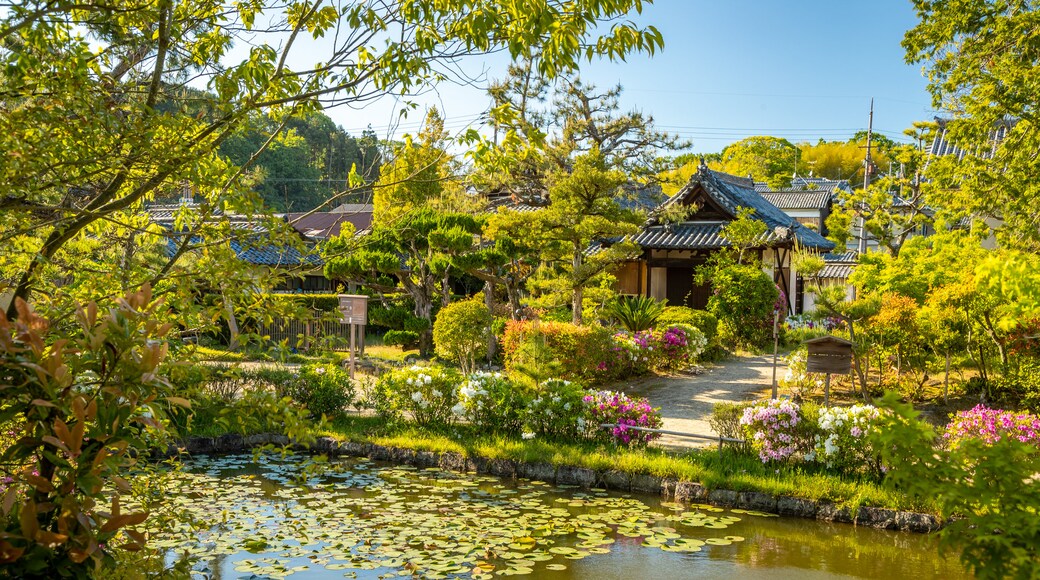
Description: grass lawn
318,415,931,514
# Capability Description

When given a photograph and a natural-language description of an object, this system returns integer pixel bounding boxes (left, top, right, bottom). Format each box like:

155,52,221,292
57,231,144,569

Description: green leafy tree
528,150,642,325
904,0,1040,253
1,1,666,571
433,297,493,374
798,137,892,185
711,136,800,188
1,0,665,320
831,143,932,256
323,209,480,356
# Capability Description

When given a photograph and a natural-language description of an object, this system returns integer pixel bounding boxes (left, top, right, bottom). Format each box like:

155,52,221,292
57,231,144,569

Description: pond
147,454,966,579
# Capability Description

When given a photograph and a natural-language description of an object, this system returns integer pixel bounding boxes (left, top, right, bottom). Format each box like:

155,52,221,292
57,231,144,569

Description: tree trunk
846,318,871,403
415,295,433,358
223,291,240,351
572,249,583,325
484,281,497,364
441,269,452,308
506,282,523,320
944,351,951,404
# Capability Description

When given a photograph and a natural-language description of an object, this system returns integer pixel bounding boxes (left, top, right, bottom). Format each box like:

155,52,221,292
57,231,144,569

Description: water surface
150,454,965,579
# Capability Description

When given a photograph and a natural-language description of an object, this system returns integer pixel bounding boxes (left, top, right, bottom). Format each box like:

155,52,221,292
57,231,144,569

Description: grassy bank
317,415,933,514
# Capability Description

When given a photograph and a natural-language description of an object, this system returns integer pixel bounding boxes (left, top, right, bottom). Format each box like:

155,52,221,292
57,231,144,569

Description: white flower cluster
454,371,502,417
808,405,881,464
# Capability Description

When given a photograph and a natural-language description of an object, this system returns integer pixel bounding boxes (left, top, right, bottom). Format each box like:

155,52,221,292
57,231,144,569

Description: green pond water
150,454,967,579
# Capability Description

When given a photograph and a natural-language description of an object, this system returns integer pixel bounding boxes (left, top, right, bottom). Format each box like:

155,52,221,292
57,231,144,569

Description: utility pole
857,99,874,255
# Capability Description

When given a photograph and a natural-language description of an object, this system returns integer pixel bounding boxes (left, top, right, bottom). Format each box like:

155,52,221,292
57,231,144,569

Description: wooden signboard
338,295,368,378
805,335,853,374
338,295,368,325
804,335,853,406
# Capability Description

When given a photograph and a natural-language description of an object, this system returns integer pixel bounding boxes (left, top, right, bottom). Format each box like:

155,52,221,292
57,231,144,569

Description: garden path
616,354,782,451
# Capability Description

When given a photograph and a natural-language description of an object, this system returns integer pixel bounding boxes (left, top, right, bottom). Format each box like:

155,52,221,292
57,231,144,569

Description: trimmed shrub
383,330,419,348
372,365,461,427
583,390,663,446
657,306,718,346
453,372,529,435
706,264,778,350
524,379,589,440
806,404,884,473
502,320,618,384
433,298,492,374
283,363,355,418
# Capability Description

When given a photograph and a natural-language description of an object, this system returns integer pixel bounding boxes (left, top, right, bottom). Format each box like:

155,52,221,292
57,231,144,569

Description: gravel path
615,354,783,451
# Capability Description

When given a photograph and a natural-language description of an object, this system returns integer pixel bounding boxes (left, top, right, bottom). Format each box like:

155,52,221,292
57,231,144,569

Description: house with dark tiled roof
759,190,832,235
287,206,373,241
146,202,341,293
611,163,834,313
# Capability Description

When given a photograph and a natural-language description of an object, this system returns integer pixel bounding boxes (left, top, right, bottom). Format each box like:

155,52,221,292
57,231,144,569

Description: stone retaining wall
171,433,941,534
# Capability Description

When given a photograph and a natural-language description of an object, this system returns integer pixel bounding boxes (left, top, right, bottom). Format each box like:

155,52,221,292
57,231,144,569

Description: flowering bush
944,405,1040,449
778,348,823,400
583,390,663,446
654,323,707,371
372,365,461,427
806,404,883,472
524,379,590,440
740,399,802,462
611,329,656,374
453,372,528,435
609,324,707,375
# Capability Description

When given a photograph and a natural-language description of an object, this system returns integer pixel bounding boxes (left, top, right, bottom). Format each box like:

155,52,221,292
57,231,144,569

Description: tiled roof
160,231,319,267
633,222,772,250
287,212,372,240
819,263,854,279
488,196,545,212
755,178,852,195
329,203,374,214
653,166,834,251
927,117,1013,161
760,191,831,210
823,251,858,263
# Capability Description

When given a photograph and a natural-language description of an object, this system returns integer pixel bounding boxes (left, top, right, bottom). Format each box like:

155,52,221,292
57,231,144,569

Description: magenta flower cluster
583,390,663,446
740,399,802,463
944,405,1040,448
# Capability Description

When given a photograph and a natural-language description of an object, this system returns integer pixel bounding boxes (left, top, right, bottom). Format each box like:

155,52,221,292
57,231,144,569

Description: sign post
338,295,368,378
805,336,854,406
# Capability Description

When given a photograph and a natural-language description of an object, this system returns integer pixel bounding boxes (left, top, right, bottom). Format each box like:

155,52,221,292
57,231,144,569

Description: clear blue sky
324,0,937,154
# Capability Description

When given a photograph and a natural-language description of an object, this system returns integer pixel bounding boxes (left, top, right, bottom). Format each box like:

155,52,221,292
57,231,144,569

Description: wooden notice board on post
338,295,368,377
805,335,853,406
338,295,368,325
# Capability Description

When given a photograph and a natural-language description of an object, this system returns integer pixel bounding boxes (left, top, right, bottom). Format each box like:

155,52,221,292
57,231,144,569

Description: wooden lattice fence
254,311,356,351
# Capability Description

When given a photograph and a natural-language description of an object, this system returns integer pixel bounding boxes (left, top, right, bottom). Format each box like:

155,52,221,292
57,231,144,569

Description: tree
553,79,688,179
528,150,642,325
433,298,493,375
827,142,932,256
904,0,1040,253
372,109,462,224
0,1,666,570
873,394,1040,580
323,209,480,357
0,0,665,320
797,137,893,185
711,136,800,188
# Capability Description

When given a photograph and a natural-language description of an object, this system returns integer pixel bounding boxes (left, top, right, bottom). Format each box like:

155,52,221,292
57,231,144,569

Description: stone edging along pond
174,433,942,535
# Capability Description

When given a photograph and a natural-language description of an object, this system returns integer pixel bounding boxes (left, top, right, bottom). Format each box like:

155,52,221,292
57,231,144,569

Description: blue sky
324,0,937,154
